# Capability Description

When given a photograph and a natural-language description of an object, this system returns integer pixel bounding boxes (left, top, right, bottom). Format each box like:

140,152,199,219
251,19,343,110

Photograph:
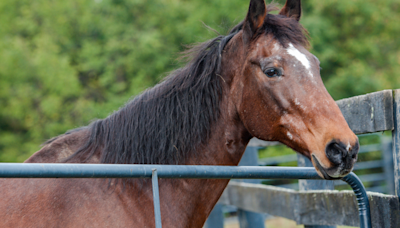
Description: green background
0,0,399,162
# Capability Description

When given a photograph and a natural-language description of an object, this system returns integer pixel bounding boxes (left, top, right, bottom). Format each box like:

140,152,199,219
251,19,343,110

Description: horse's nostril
326,142,347,165
333,144,344,156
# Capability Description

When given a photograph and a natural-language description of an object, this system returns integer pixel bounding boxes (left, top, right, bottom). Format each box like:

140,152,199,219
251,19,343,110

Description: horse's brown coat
0,0,359,227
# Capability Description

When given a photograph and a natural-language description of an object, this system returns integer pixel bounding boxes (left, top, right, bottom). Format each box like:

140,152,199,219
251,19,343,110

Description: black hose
342,173,372,228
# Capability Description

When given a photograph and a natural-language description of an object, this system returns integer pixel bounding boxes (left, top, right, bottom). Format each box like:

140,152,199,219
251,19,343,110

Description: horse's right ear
243,0,267,45
279,0,301,21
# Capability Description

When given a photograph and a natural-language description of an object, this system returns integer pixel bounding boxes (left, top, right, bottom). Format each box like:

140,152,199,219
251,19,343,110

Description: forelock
262,10,309,49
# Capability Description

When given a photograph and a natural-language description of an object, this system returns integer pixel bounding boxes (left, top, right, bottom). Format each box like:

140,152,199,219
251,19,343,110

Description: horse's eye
264,68,282,78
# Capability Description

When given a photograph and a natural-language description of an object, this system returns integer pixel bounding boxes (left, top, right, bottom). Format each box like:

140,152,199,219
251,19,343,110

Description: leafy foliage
301,0,400,99
0,0,399,161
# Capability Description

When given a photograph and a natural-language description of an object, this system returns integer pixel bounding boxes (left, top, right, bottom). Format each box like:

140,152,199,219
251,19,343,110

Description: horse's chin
311,154,348,180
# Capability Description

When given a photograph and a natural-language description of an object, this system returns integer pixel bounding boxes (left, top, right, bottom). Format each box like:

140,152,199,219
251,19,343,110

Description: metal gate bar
151,169,162,228
0,163,371,228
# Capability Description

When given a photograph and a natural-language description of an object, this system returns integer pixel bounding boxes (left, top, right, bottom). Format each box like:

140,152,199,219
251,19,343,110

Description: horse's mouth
311,154,344,180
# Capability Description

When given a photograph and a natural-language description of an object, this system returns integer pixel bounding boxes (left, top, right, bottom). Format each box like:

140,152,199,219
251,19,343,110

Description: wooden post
298,154,336,228
204,204,224,228
392,89,400,200
238,209,266,228
381,136,395,195
237,146,266,228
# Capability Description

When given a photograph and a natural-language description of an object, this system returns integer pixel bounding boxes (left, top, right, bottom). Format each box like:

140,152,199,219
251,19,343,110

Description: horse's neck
161,42,252,227
26,100,251,228
176,110,251,227
187,108,251,165
190,34,251,166
26,104,249,166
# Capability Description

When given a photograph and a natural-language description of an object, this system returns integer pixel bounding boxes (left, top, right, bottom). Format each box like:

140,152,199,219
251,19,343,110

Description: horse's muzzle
312,140,359,180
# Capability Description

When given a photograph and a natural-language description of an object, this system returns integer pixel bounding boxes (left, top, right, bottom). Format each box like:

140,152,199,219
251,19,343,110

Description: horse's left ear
243,0,267,44
279,0,302,21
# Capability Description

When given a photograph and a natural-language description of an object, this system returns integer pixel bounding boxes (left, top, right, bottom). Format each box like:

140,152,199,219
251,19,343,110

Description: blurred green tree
0,0,399,161
301,0,400,99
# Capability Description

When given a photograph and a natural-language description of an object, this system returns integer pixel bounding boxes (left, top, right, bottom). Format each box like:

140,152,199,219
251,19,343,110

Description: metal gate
0,163,371,228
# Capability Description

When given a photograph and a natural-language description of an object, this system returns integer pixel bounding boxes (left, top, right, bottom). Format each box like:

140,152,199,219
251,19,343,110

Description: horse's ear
243,0,267,44
279,0,301,21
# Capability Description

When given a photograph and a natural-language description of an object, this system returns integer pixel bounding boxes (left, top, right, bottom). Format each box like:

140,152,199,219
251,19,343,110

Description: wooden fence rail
220,182,400,228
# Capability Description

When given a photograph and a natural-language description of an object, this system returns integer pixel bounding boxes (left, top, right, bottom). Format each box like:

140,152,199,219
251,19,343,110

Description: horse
0,0,359,227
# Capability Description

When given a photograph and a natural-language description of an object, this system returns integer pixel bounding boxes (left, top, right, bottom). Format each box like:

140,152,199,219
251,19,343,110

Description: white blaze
286,43,313,78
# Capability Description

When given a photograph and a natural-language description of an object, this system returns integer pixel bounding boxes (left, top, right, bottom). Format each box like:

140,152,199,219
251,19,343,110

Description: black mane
65,32,236,165
63,7,308,165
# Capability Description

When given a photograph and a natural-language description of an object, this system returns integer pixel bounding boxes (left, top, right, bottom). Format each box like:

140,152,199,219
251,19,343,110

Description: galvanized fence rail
0,163,371,228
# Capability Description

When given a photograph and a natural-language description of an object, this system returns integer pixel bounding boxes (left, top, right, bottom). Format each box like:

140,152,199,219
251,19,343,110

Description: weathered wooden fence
206,89,400,228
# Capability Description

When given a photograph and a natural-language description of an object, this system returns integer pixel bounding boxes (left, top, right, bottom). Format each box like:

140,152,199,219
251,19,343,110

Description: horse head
225,0,359,179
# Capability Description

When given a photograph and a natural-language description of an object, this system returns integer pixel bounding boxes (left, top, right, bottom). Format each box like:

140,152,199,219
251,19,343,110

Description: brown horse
0,0,359,227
